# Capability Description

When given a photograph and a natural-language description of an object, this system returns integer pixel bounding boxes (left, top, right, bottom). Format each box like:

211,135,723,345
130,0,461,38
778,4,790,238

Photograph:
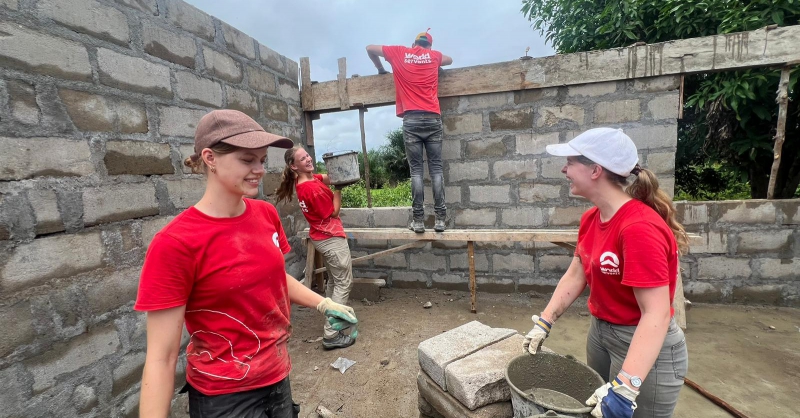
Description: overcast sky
185,0,554,160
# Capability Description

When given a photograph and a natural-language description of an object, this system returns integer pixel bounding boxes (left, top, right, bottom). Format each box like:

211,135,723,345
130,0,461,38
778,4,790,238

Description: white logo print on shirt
405,52,432,64
599,251,621,275
272,232,280,248
299,200,308,213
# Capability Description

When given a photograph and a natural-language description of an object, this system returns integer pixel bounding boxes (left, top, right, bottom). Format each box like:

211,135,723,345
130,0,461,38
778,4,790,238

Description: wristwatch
619,369,642,389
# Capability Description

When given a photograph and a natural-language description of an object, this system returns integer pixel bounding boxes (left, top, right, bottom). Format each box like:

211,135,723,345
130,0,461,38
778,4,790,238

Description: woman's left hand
586,378,638,418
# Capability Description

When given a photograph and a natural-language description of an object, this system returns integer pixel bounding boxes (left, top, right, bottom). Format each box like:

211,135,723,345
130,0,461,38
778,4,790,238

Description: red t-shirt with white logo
134,198,292,396
382,45,443,117
296,174,346,241
577,199,679,325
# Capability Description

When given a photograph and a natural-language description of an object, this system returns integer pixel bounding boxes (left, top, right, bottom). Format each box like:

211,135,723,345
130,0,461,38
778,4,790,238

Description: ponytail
627,166,690,255
275,145,302,205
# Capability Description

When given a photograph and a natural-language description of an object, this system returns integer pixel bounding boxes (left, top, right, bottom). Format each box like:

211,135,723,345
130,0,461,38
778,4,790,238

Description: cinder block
441,138,462,160
203,46,243,83
443,114,482,136
262,96,289,122
259,44,285,73
445,334,525,410
539,255,573,272
60,89,148,133
634,76,680,93
391,270,427,287
623,124,677,150
83,183,159,226
683,281,724,303
0,22,91,81
540,157,566,179
141,216,174,247
494,159,537,180
220,20,256,59
175,72,222,107
732,284,785,305
489,108,533,131
285,59,299,83
677,203,709,225
431,273,467,290
417,321,517,391
353,239,387,249
758,258,799,279
594,100,640,123
87,267,140,316
493,253,534,272
339,208,370,227
159,106,207,137
502,207,545,228
349,278,385,301
449,253,489,272
7,79,39,125
697,257,751,280
28,189,64,235
647,94,680,120
464,92,510,110
778,201,800,225
736,230,793,253
143,22,196,68
116,0,157,14
164,0,214,40
278,78,300,102
0,301,34,357
514,87,556,104
246,65,278,94
568,81,616,97
690,231,728,254
26,324,120,392
469,185,510,204
646,152,675,175
179,144,195,174
455,208,497,227
372,207,410,227
548,206,587,226
165,178,205,209
226,86,258,118
465,137,507,158
98,49,172,97
1,137,93,181
112,351,146,396
537,105,584,127
448,161,489,182
1,231,105,292
519,183,561,202
717,201,776,224
417,372,512,418
105,140,172,176
375,253,408,269
515,132,559,156
38,0,129,46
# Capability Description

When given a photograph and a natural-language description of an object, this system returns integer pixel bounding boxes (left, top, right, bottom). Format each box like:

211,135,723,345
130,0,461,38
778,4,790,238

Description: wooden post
673,270,687,330
469,241,476,313
300,57,315,147
337,57,350,110
304,239,316,289
767,66,791,199
314,250,325,291
359,107,372,208
678,75,685,120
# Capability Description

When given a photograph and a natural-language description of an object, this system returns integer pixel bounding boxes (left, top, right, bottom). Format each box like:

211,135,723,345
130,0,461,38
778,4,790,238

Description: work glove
522,315,552,354
585,378,638,418
316,297,358,330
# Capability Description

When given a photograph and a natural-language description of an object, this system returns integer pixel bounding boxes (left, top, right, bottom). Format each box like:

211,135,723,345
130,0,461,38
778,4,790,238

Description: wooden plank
300,57,312,111
303,112,315,147
767,66,792,199
313,240,428,274
359,108,372,207
673,270,687,330
303,25,800,112
468,241,476,314
299,228,578,242
337,57,349,110
304,239,315,289
314,248,325,291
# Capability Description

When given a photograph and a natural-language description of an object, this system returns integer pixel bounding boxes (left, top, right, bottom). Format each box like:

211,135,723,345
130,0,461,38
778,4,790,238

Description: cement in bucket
505,352,604,418
322,151,360,187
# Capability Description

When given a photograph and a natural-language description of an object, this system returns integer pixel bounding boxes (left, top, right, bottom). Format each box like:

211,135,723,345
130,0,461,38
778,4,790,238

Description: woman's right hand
522,315,552,354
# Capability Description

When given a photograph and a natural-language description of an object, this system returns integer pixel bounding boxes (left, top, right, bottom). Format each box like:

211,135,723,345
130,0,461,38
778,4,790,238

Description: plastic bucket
322,151,361,187
505,353,603,418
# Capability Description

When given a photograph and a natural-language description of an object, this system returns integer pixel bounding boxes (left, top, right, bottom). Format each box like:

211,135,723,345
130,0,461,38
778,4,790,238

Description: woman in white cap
135,109,358,418
522,127,689,418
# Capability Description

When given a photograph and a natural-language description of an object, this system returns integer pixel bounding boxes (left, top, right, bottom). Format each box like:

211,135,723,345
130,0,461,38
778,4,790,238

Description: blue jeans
184,377,300,418
402,113,445,220
587,317,688,418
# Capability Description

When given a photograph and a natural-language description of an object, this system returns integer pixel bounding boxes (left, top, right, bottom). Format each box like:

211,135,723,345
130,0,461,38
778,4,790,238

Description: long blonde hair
275,145,303,205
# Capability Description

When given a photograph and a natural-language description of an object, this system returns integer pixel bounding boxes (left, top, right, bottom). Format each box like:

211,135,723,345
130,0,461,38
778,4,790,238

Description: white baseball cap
545,127,639,177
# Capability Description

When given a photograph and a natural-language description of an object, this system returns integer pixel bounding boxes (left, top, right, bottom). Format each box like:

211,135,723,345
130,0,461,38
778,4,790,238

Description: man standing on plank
367,30,453,233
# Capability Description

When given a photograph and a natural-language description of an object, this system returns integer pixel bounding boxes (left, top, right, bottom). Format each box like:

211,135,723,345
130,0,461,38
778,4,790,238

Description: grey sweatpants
586,316,688,418
312,236,353,339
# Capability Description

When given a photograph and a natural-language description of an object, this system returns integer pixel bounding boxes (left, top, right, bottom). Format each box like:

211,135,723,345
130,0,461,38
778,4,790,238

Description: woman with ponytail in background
522,128,689,418
276,145,356,350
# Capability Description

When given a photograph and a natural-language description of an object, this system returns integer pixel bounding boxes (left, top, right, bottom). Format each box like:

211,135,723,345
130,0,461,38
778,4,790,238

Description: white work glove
585,378,638,418
316,297,357,330
522,315,552,354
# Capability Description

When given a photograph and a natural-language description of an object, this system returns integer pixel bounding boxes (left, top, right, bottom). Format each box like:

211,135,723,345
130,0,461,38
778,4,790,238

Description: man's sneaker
434,217,446,232
409,219,425,233
322,332,355,349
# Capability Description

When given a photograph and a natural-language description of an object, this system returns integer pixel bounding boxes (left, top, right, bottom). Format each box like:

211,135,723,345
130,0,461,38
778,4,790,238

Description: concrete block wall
342,76,683,294
0,1,301,417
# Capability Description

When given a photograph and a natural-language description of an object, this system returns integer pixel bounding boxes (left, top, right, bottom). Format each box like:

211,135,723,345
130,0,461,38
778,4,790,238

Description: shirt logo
299,200,308,213
405,52,432,64
599,251,620,275
272,232,280,248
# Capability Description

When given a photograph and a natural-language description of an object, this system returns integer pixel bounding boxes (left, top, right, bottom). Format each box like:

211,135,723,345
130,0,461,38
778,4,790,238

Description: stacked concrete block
0,0,302,415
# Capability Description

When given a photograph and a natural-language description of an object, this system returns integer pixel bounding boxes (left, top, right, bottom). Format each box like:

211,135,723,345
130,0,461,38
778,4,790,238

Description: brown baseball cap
192,109,294,158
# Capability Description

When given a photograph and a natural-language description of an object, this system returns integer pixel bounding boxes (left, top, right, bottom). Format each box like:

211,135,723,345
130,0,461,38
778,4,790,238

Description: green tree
380,129,410,185
521,0,800,198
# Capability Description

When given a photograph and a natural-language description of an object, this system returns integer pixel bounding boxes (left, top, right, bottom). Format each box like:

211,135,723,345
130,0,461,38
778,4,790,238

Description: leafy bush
340,180,412,208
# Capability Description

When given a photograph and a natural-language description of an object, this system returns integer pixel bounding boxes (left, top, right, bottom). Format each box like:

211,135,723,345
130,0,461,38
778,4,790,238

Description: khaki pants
312,236,353,339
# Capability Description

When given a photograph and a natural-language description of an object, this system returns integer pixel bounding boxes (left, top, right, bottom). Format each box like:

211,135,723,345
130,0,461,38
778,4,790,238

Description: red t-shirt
134,199,292,396
296,174,345,241
382,45,443,117
577,199,679,326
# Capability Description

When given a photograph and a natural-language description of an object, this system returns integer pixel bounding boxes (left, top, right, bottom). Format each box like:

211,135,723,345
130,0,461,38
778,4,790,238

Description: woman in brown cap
135,109,358,418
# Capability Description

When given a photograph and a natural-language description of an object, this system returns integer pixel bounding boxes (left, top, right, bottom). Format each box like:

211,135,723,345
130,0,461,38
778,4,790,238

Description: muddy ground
283,288,800,418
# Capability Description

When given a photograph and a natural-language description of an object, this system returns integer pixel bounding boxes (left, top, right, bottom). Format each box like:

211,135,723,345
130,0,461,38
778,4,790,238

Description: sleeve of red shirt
134,232,195,311
267,203,291,254
313,173,324,182
382,45,402,65
620,221,671,288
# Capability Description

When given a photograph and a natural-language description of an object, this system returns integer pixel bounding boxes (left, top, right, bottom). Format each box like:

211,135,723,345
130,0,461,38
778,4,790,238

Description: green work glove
316,297,358,331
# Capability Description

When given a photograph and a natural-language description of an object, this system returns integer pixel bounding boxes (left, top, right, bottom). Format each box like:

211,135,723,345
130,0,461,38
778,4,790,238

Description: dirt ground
286,288,800,418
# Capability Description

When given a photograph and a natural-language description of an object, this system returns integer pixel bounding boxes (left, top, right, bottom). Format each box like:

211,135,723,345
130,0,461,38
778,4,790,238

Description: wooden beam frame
302,25,800,113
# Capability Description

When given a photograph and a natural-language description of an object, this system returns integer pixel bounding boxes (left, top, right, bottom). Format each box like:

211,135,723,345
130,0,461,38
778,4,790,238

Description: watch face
631,377,642,388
